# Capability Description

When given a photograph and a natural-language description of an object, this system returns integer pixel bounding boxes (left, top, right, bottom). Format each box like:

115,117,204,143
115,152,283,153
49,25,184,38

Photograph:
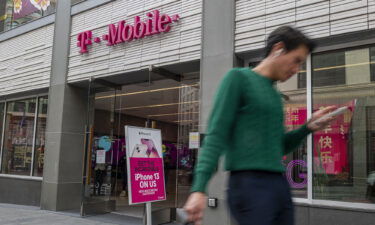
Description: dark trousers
227,170,294,225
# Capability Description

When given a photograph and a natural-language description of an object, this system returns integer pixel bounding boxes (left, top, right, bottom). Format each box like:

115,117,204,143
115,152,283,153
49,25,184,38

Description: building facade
0,0,374,224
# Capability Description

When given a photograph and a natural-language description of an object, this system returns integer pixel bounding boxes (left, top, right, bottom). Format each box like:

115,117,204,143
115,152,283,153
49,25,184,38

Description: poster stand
146,202,152,225
125,126,166,225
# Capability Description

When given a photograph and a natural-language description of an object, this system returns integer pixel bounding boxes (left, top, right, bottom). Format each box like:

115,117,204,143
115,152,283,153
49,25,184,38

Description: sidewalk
0,204,179,225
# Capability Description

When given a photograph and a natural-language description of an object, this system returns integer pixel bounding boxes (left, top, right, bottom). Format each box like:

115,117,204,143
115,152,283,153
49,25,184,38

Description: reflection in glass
278,67,308,198
0,103,5,169
33,97,48,177
1,98,36,176
312,51,346,87
0,0,56,33
297,63,307,89
312,47,375,203
0,1,13,33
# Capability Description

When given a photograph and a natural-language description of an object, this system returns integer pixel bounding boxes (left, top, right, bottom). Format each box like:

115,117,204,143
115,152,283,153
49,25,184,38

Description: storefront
66,0,202,221
0,0,375,225
78,69,200,221
0,0,203,218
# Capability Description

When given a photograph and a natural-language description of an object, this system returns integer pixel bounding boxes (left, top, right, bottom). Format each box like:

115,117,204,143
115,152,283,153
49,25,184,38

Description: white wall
235,0,375,53
0,25,54,96
68,0,202,82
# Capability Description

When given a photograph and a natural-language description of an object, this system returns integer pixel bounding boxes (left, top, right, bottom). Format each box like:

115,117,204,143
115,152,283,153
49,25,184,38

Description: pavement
0,203,180,225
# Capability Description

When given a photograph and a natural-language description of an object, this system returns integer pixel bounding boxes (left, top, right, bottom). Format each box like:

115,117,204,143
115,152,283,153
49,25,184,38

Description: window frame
301,46,375,210
0,94,47,179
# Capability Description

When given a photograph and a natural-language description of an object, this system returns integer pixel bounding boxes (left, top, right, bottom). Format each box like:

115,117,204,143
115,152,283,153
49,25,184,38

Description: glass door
81,78,120,216
80,68,201,218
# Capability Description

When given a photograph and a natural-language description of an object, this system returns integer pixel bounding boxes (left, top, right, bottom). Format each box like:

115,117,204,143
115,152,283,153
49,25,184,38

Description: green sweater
191,68,311,193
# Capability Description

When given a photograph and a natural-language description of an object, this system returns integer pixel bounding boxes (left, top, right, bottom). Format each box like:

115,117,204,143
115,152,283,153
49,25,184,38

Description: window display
0,97,47,177
33,97,47,177
279,72,308,198
283,103,308,198
312,47,375,203
1,98,36,175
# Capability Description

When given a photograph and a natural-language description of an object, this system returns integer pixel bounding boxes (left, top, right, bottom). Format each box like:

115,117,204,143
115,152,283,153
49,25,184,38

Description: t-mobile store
0,1,375,225
69,0,202,221
0,0,202,223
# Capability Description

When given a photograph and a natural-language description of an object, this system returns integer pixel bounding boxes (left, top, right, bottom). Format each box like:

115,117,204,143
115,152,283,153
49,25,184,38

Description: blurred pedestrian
184,26,338,225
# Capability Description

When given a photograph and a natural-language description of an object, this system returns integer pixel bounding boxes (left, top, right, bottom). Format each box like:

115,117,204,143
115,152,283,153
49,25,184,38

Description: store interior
80,61,200,218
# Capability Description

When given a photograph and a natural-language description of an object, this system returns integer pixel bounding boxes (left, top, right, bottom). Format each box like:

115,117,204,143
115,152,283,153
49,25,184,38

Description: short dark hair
265,26,316,57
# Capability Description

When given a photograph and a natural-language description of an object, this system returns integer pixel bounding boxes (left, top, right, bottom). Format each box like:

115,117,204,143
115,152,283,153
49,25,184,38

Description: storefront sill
293,198,375,213
0,174,43,181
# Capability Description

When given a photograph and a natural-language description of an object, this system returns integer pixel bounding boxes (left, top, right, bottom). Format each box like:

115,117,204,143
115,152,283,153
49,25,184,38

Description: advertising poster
189,132,200,149
96,150,106,164
125,126,166,205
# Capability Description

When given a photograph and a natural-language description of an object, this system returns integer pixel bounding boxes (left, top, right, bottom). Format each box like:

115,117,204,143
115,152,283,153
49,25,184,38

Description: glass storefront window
0,102,4,164
312,47,375,203
1,98,36,176
298,51,346,88
33,96,47,177
370,47,375,82
297,63,307,89
0,1,13,32
313,51,346,87
0,97,48,177
278,64,308,198
0,0,56,33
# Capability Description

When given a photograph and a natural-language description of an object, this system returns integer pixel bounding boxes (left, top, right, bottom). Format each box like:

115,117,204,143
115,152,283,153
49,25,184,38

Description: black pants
227,170,294,225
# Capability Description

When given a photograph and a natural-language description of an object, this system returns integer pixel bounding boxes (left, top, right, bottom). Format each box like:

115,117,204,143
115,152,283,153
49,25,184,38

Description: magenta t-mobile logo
77,10,180,54
286,160,307,189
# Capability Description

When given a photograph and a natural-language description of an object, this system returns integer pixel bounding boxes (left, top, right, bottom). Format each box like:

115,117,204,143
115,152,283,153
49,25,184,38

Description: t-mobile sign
77,10,180,53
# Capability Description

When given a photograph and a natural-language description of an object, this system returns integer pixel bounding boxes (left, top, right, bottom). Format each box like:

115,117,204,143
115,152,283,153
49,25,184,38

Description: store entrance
80,66,200,220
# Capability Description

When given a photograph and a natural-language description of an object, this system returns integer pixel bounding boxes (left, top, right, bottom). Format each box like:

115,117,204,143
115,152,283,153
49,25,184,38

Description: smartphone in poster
125,126,166,205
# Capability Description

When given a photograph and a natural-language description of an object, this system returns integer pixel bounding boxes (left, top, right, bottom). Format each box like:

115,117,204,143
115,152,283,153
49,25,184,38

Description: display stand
146,202,152,225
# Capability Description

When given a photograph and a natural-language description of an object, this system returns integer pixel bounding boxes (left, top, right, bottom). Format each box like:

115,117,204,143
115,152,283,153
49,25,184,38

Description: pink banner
129,157,166,204
284,100,356,175
285,107,307,126
313,101,355,175
126,126,166,205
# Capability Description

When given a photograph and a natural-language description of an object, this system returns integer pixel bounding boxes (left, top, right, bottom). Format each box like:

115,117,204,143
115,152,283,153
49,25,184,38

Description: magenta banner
284,100,356,175
129,158,165,203
125,126,166,205
313,101,355,175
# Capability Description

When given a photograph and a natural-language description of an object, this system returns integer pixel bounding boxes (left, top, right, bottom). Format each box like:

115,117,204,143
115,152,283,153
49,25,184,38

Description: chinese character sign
284,100,356,175
285,106,307,126
125,126,166,205
313,102,355,175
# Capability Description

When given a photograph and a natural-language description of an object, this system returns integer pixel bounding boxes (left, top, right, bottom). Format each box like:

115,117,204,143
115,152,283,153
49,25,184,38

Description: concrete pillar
41,0,87,211
199,0,239,224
